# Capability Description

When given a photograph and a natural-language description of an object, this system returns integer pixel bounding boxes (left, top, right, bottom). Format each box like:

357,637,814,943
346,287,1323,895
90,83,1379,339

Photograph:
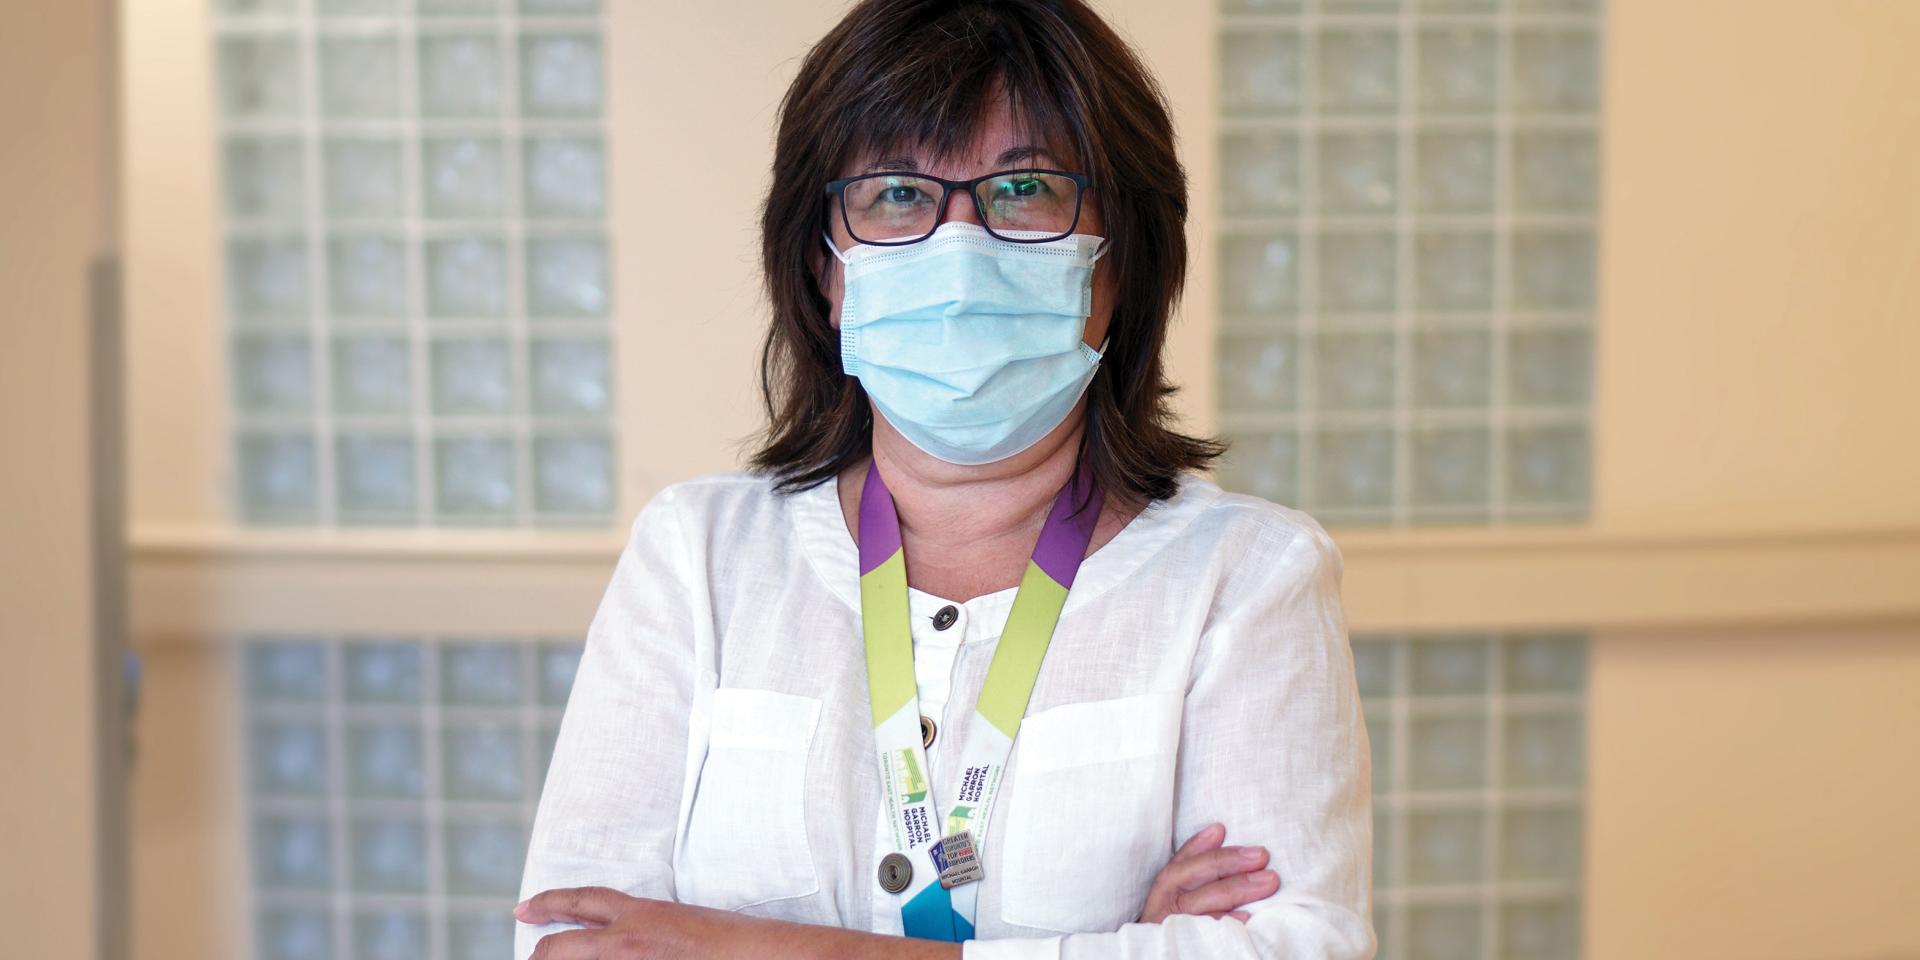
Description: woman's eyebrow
865,156,921,173
995,145,1057,167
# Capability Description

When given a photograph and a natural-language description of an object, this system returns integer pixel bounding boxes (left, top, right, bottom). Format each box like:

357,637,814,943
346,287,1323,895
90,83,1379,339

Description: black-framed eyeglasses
824,168,1093,246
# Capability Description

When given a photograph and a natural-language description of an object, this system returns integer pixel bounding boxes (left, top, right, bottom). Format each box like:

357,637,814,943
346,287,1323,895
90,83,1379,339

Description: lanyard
858,458,1103,942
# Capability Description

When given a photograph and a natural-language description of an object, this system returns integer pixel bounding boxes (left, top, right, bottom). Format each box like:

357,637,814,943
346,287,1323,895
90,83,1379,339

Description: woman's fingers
515,885,636,926
1162,844,1271,895
1171,870,1281,917
526,927,614,960
1171,822,1226,862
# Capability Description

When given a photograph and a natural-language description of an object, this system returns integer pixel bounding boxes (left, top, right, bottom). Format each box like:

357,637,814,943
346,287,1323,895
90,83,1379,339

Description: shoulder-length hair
750,0,1223,506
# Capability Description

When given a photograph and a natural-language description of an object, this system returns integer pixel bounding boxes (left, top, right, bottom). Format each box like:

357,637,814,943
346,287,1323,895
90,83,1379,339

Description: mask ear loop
821,231,852,265
1089,237,1113,264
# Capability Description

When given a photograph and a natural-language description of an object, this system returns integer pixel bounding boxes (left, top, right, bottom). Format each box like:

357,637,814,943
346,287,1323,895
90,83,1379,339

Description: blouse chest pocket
678,687,823,911
997,690,1183,933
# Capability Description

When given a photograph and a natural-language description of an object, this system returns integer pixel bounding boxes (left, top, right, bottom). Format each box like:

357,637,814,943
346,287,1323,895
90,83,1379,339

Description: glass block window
1356,631,1587,960
1217,1,1600,526
215,0,615,527
242,635,583,960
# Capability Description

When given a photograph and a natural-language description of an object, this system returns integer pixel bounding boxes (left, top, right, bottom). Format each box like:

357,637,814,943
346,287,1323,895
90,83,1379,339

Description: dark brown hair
749,0,1222,505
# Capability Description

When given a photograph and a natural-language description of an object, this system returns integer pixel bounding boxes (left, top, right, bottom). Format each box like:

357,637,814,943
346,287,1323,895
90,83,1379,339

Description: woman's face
816,96,1116,350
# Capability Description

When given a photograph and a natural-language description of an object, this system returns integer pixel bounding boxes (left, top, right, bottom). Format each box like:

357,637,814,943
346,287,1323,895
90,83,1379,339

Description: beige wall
0,0,116,957
114,0,1920,958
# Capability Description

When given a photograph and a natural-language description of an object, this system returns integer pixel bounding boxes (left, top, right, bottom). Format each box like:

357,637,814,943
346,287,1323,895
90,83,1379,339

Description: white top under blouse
515,468,1375,960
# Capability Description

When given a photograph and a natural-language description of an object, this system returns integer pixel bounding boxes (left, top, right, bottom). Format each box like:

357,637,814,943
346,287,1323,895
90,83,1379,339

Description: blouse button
932,605,959,631
879,852,913,894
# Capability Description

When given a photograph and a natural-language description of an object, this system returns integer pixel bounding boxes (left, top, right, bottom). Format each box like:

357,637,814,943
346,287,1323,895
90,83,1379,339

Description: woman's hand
1136,822,1281,924
516,887,781,960
515,887,961,960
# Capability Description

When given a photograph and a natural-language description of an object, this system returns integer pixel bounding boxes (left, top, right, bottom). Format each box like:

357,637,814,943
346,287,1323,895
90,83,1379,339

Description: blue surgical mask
826,221,1112,465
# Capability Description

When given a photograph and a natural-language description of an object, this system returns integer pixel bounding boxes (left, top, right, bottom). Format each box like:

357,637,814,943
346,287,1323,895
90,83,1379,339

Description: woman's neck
838,405,1140,602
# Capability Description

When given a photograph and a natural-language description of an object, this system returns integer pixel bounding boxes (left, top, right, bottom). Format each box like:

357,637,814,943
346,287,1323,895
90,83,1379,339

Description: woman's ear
810,240,846,330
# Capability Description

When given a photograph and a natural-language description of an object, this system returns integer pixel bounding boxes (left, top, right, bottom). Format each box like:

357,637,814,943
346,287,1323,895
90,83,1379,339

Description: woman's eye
882,185,924,204
995,177,1046,201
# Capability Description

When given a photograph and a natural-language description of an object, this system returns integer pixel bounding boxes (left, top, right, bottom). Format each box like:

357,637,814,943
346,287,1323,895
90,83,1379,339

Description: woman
514,1,1372,957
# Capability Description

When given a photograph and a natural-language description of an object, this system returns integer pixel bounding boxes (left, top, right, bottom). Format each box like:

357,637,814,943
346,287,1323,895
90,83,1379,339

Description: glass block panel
1315,427,1395,511
520,33,603,116
1221,131,1300,215
1413,328,1492,408
1500,899,1580,960
441,642,525,706
224,137,305,220
1367,712,1393,792
427,235,509,317
520,0,599,11
328,234,408,317
323,138,405,219
219,36,303,118
1509,327,1592,406
1503,633,1587,693
318,34,401,118
1513,27,1600,112
253,814,333,889
445,817,527,896
235,635,621,960
534,432,615,516
1515,129,1599,213
1319,131,1398,214
538,644,583,705
424,137,507,219
526,234,611,317
1408,810,1484,884
336,432,416,518
354,910,429,960
1319,29,1399,115
1410,713,1487,789
1221,233,1299,316
443,722,528,801
531,337,613,416
237,431,319,521
347,721,426,798
1504,713,1584,788
1218,330,1298,413
233,333,314,414
524,135,607,219
227,236,310,322
1219,429,1300,506
419,33,503,118
1501,807,1583,881
419,0,497,13
1416,231,1494,312
448,910,519,960
249,719,329,796
1409,904,1483,960
1412,636,1489,694
431,337,515,415
1318,231,1397,314
1513,231,1596,310
1413,426,1492,509
434,434,519,518
1419,26,1498,113
1416,129,1496,213
257,907,333,960
350,816,428,892
1316,331,1398,412
1506,423,1590,504
344,641,424,702
247,640,329,701
331,333,413,415
1352,635,1398,699
1220,32,1302,116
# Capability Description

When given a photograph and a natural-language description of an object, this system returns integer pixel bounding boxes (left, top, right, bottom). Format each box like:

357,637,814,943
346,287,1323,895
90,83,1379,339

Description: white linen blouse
515,468,1375,960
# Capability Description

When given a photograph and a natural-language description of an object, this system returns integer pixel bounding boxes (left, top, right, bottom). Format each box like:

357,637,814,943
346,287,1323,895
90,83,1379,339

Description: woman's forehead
844,95,1080,178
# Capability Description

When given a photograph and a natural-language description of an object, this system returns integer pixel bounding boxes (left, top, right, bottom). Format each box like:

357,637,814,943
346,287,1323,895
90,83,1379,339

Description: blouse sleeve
963,518,1376,960
515,487,703,960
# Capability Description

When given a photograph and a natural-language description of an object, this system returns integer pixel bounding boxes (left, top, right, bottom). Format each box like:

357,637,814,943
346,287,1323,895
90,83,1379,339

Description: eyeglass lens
839,172,1080,244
